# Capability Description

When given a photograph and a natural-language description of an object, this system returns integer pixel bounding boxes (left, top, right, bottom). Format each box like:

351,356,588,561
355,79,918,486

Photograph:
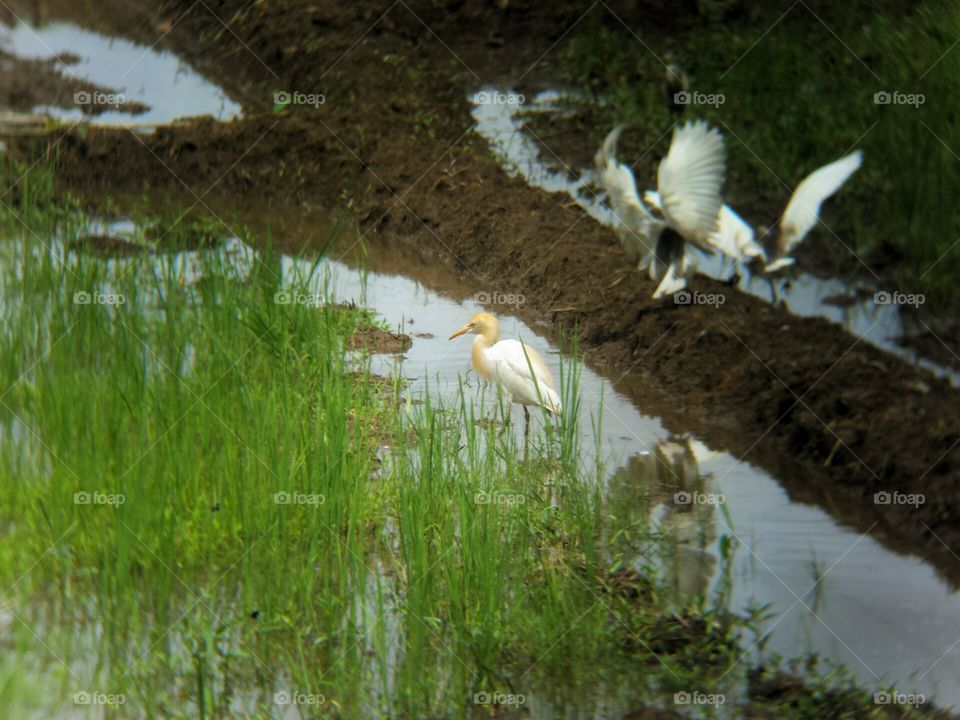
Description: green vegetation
0,162,945,718
562,0,960,304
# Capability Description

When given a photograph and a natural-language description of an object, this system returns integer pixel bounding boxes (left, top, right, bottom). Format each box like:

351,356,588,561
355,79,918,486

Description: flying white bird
643,190,765,277
594,125,663,272
649,151,862,294
595,120,728,298
449,312,561,435
756,150,863,272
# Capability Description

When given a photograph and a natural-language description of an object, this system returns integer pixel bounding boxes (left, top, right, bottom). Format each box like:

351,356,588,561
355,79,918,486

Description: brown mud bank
3,0,960,580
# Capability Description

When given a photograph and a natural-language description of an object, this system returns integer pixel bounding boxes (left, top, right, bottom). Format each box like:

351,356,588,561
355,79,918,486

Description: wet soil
2,0,960,586
348,326,413,355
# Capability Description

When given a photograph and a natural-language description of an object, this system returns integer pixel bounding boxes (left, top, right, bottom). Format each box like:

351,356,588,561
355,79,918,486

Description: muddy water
322,237,960,709
2,22,959,715
36,218,958,708
0,20,240,125
471,87,960,387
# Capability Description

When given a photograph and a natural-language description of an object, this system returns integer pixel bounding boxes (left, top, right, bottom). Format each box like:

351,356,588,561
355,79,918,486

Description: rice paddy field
0,166,943,720
0,166,732,717
1,1,960,719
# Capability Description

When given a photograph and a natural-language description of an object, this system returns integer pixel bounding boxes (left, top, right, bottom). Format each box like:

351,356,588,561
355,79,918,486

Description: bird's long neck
471,328,497,381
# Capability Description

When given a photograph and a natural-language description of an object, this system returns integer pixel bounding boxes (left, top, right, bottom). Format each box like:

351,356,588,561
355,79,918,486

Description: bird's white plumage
596,120,727,299
480,338,562,413
657,120,725,249
711,204,764,260
644,190,762,261
643,189,660,210
762,256,796,272
652,260,687,298
780,150,862,254
595,126,663,269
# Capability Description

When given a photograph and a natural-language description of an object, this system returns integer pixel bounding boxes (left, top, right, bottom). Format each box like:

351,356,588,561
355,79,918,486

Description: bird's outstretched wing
595,126,663,269
779,150,863,255
657,120,725,251
646,190,761,262
487,339,562,413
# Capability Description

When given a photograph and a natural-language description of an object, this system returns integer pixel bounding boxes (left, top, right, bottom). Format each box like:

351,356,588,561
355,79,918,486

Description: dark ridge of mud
2,0,960,585
348,326,413,355
900,328,960,374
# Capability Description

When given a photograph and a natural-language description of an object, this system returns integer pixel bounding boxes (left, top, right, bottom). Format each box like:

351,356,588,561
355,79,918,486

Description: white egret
449,312,561,436
643,190,764,279
594,125,664,271
620,146,861,296
595,120,727,299
755,150,863,272
703,150,863,302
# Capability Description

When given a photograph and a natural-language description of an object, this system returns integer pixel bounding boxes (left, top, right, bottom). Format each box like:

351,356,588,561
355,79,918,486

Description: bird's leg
726,260,741,287
522,406,531,464
767,275,779,305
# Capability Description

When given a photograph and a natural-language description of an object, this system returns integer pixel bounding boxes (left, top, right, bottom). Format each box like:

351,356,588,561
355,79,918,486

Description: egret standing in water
449,312,561,436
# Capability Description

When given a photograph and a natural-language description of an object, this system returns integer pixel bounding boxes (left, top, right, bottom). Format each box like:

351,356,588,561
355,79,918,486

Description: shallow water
0,20,240,125
470,87,960,387
318,237,960,710
30,219,956,711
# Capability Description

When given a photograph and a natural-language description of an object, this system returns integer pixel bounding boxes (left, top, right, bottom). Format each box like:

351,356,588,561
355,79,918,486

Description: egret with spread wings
595,120,729,298
756,151,864,272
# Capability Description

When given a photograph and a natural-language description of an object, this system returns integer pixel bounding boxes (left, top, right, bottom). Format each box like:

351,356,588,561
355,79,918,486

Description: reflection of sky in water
0,21,241,125
470,88,959,387
19,219,956,706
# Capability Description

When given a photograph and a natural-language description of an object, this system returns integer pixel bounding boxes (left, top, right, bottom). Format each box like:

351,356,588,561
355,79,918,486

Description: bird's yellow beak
448,324,471,340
